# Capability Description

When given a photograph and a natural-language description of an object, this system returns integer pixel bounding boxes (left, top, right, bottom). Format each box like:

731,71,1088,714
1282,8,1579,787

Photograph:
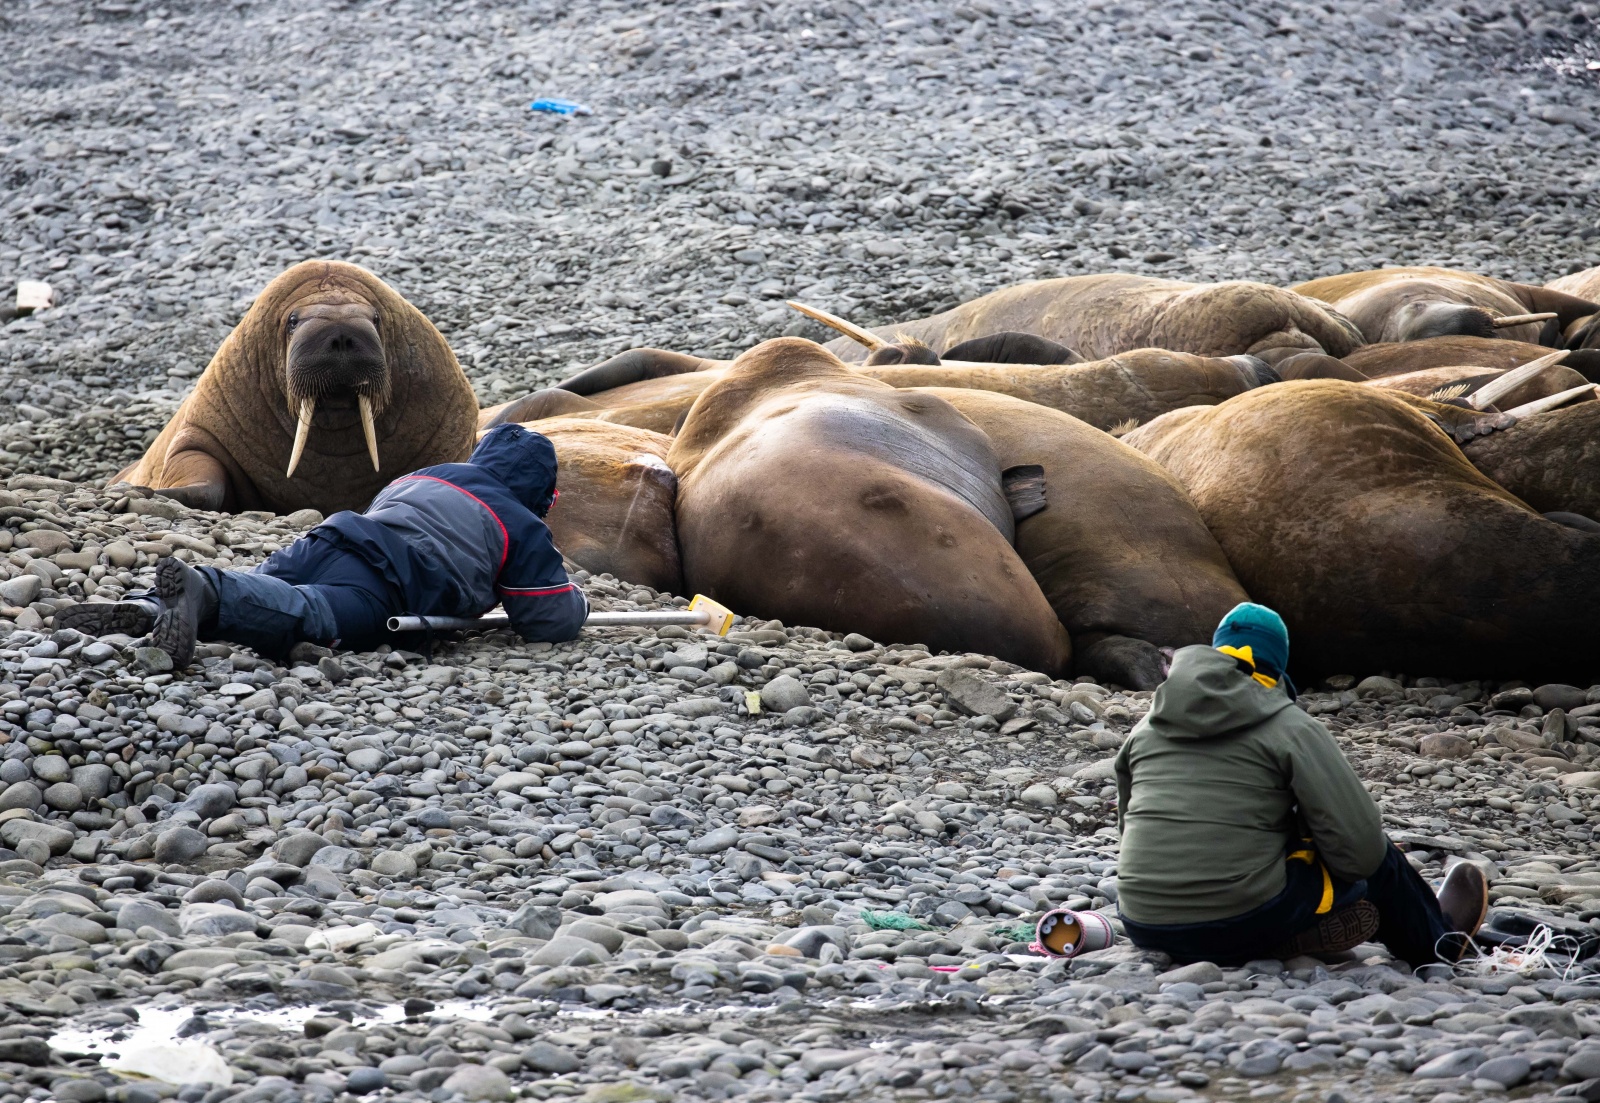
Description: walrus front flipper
145,449,233,512
1075,634,1166,691
480,389,600,429
1002,464,1048,522
1545,511,1600,534
556,348,711,396
942,332,1083,365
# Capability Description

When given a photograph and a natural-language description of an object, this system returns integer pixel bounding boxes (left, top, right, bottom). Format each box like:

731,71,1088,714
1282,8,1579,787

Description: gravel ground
4,0,1600,1102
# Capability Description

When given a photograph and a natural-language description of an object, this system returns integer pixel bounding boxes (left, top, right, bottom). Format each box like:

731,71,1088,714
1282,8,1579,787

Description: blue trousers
1120,842,1455,966
198,534,396,660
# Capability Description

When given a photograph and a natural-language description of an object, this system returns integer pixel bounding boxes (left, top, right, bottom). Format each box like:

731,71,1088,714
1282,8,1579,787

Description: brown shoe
1271,900,1381,958
1438,862,1489,953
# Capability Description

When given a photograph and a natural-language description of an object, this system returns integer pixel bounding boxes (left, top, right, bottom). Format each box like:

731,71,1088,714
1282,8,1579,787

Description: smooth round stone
345,1067,388,1095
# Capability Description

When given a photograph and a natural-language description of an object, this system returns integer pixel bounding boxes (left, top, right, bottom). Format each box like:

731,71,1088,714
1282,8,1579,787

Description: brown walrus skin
668,338,1071,676
1293,266,1597,346
915,387,1248,688
500,419,682,595
1122,380,1600,680
1462,402,1600,523
821,275,1365,363
117,260,478,514
482,346,1270,435
1342,336,1580,378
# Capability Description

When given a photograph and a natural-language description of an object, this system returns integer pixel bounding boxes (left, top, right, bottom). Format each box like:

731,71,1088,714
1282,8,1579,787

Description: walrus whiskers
286,398,315,478
1468,350,1570,410
1490,312,1558,328
1503,383,1599,418
784,300,888,351
359,395,380,472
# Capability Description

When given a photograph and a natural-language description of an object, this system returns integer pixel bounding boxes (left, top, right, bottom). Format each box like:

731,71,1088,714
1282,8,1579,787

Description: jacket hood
470,424,558,515
1143,644,1295,741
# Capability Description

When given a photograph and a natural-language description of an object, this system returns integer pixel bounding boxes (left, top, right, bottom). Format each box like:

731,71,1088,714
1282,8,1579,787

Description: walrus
118,261,478,514
1461,402,1600,522
483,345,1272,435
817,275,1365,363
1292,266,1597,346
668,338,1071,675
914,387,1248,688
1122,380,1600,679
1546,265,1600,348
1341,335,1600,379
503,419,682,595
1365,354,1591,410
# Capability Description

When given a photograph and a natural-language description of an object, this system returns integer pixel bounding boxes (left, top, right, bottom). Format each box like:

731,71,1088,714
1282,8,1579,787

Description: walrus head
274,274,394,478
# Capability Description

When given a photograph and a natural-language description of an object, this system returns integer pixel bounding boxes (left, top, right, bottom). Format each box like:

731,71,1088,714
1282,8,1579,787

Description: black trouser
1121,841,1455,966
201,533,396,659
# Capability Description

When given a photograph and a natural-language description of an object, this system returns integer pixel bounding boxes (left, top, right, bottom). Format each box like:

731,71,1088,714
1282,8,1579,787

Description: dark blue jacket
314,425,588,642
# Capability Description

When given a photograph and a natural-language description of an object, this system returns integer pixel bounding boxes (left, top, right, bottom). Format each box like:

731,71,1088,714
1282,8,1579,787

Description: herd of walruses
113,259,1600,686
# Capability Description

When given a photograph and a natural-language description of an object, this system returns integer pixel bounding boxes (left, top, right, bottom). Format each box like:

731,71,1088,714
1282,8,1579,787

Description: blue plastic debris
529,98,592,116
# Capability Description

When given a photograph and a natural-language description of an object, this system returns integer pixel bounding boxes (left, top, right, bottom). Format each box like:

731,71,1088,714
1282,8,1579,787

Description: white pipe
387,609,713,633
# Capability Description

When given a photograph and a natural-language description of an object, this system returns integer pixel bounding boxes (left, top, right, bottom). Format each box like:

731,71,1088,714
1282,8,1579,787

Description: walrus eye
286,312,299,333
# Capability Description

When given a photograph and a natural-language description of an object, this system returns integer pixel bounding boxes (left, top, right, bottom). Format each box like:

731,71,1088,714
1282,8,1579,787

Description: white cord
1448,923,1583,982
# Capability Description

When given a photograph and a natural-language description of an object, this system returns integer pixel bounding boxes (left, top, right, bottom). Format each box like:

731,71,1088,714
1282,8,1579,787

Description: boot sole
55,603,155,638
1271,900,1381,958
151,558,199,669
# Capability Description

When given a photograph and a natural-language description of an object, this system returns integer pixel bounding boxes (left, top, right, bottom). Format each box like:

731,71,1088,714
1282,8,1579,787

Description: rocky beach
2,0,1600,1101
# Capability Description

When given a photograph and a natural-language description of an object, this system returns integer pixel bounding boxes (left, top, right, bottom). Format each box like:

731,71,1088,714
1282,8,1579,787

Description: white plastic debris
305,921,380,952
15,280,53,314
107,1039,233,1087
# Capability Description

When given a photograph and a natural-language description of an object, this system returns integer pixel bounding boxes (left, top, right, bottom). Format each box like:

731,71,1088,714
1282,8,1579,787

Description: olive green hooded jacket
1113,645,1387,924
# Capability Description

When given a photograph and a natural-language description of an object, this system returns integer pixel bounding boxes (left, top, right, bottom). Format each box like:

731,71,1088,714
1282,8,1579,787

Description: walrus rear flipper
942,332,1083,365
556,348,711,396
481,389,599,430
1544,511,1600,534
1001,464,1048,522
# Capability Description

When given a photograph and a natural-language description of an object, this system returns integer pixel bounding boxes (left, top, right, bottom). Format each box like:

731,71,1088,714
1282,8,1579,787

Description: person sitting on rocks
1113,602,1488,966
63,424,588,666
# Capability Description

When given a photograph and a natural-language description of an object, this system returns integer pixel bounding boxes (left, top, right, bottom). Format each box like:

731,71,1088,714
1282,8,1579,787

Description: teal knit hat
1212,602,1290,678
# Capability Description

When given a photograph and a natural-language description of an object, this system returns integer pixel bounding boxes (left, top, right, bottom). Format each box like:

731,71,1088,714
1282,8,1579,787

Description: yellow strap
1288,846,1335,913
1217,645,1278,688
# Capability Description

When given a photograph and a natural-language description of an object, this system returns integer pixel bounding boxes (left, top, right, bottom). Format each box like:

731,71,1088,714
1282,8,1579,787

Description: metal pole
387,610,712,633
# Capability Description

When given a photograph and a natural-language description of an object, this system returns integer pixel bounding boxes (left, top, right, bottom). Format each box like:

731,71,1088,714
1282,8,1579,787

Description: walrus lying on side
1341,335,1600,378
503,419,682,595
819,275,1364,363
668,338,1071,675
118,261,478,514
1293,267,1597,346
1365,355,1592,410
1122,381,1600,679
916,388,1248,688
482,346,1272,435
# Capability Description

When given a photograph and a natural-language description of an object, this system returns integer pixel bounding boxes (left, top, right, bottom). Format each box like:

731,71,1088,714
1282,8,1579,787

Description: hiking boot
1438,862,1489,960
56,599,159,639
148,557,217,670
1271,899,1380,959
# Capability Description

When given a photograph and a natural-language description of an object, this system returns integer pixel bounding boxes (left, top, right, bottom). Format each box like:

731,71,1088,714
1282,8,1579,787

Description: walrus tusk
784,300,888,351
1503,383,1599,418
1468,349,1570,411
1490,312,1558,328
359,395,380,472
285,398,314,478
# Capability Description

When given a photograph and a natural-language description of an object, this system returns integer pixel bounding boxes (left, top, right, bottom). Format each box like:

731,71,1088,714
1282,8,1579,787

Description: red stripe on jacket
392,475,510,571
